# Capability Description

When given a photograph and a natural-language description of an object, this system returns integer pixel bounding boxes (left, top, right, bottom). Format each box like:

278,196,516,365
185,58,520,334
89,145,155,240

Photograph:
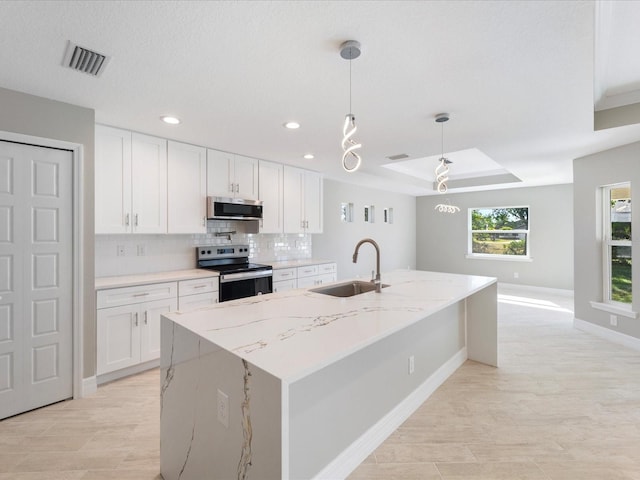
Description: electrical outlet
513,272,519,279
137,244,146,256
217,389,229,428
408,355,415,375
117,245,125,257
610,314,618,327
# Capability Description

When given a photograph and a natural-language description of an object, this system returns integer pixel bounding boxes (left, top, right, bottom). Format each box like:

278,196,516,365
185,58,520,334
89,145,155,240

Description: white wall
416,184,574,290
574,142,640,339
312,179,416,281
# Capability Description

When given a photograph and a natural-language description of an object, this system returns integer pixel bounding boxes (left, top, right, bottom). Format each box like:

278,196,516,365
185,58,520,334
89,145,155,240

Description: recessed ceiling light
303,154,315,160
284,121,300,129
161,115,181,125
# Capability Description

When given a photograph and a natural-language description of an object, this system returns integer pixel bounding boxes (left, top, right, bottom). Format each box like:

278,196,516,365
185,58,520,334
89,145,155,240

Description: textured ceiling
1,0,640,196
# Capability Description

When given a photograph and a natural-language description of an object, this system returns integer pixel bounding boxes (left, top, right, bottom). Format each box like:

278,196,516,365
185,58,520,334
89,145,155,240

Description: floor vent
62,41,110,77
386,153,409,161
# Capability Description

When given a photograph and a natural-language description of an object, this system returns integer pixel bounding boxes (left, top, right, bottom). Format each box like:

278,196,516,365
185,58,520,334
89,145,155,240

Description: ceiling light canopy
161,115,181,125
340,40,362,173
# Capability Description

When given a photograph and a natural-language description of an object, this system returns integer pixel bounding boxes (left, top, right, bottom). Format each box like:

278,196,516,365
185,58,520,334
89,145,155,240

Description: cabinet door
283,166,305,233
140,298,177,363
234,155,259,200
95,125,132,234
131,133,167,233
178,292,218,311
259,160,284,233
206,149,234,197
97,304,140,375
168,141,207,233
304,170,323,233
273,279,296,293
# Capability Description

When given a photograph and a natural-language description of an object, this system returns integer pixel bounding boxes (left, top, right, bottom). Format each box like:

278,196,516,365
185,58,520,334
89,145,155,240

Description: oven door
219,271,273,302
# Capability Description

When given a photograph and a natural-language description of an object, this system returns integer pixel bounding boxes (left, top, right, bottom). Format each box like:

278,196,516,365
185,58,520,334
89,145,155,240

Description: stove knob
200,250,205,255
207,250,212,254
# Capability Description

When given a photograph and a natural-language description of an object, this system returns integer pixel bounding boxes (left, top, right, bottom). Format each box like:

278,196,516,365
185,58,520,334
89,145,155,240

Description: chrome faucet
352,238,382,292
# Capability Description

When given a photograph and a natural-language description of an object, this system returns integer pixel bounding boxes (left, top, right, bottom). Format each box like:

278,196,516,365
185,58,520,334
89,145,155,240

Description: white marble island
160,269,497,480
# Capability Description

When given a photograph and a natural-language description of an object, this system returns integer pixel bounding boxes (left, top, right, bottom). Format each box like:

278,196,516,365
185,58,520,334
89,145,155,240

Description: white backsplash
95,221,312,277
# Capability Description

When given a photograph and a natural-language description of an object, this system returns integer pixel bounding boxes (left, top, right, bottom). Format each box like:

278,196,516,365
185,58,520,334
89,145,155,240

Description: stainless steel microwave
206,196,263,220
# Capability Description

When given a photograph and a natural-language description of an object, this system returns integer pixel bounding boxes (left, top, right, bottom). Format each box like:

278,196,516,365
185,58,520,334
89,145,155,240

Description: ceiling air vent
386,153,409,161
62,41,110,77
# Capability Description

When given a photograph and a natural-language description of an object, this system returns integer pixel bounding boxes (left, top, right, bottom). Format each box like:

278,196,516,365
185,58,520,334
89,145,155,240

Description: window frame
602,182,632,306
467,205,531,260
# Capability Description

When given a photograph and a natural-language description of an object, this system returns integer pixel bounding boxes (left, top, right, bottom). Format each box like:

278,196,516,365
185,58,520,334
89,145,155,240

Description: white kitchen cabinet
95,125,167,234
273,267,297,292
207,149,259,200
283,166,323,233
258,160,284,233
168,141,207,233
296,263,337,288
97,282,177,376
178,277,219,309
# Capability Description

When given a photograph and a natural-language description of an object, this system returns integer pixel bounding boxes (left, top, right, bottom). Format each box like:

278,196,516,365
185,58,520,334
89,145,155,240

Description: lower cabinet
97,282,178,376
273,263,337,291
178,277,219,309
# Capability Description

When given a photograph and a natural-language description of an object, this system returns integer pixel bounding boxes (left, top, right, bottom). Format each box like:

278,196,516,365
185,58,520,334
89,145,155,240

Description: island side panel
288,301,465,479
160,317,282,480
465,281,498,367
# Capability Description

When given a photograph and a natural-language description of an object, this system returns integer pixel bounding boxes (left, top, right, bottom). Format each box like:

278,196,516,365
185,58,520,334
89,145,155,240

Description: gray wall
312,179,416,281
416,184,574,290
574,142,640,339
0,87,96,378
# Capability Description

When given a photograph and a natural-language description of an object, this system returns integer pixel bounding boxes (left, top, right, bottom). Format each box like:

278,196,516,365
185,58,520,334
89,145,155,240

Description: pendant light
434,113,452,193
340,40,362,173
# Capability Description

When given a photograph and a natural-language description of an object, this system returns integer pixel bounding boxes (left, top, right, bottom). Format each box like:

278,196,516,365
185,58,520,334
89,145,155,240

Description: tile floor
1,286,639,479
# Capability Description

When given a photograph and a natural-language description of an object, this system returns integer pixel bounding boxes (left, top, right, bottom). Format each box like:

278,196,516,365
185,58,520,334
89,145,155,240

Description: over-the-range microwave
206,196,263,221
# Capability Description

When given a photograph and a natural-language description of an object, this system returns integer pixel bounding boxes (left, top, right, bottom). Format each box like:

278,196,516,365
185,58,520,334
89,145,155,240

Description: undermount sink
310,280,390,298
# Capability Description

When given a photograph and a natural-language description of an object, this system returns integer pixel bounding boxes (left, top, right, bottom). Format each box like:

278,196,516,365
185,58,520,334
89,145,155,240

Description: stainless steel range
196,245,272,302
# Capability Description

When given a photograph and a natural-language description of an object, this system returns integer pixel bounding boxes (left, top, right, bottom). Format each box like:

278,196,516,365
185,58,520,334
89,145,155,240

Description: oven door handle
219,269,273,283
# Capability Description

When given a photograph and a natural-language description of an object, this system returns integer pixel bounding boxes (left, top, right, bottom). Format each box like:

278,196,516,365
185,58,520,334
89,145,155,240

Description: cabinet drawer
179,277,218,296
315,273,337,286
273,279,296,293
178,291,218,311
318,263,337,274
297,265,319,278
273,268,297,282
97,282,177,309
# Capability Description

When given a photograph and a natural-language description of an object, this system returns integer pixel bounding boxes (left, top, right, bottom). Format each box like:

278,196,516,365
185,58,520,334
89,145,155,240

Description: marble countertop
164,269,496,383
95,269,219,290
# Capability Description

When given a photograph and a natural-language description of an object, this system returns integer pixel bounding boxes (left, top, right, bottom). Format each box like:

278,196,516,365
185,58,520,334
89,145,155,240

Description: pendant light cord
349,49,352,113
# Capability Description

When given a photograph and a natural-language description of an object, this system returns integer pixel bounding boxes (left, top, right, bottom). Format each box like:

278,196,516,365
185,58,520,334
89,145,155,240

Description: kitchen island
160,269,497,480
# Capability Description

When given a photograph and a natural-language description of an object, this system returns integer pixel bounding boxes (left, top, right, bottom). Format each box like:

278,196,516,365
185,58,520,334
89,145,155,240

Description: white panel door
96,304,139,375
0,141,73,420
168,141,207,233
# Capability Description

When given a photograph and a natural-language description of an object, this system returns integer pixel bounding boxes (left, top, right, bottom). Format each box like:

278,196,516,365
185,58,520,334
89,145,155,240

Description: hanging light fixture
434,113,452,193
340,40,362,173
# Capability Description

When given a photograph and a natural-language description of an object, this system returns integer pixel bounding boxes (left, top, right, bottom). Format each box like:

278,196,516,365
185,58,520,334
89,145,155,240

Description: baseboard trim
314,347,467,480
97,359,160,386
498,282,573,297
574,318,640,352
80,376,97,397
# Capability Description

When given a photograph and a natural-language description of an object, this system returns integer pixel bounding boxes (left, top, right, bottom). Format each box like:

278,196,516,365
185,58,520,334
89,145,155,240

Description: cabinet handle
133,292,150,297
134,213,139,226
134,312,139,327
125,213,130,226
229,183,235,193
300,220,305,229
192,284,206,289
144,311,148,325
202,216,206,227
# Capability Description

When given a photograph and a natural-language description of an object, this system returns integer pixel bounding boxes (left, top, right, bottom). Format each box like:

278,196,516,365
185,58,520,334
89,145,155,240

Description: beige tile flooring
1,286,640,479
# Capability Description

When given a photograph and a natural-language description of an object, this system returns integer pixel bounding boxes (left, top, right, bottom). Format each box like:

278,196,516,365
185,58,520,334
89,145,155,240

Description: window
468,207,530,258
603,183,632,304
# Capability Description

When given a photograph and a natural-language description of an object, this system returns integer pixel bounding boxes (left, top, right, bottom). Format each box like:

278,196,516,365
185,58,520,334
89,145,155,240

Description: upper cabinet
167,141,207,234
283,166,323,234
95,125,167,234
258,160,284,234
207,149,259,200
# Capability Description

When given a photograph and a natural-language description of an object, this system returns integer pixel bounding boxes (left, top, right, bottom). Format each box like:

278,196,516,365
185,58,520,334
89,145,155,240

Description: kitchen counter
95,268,218,290
160,269,497,480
